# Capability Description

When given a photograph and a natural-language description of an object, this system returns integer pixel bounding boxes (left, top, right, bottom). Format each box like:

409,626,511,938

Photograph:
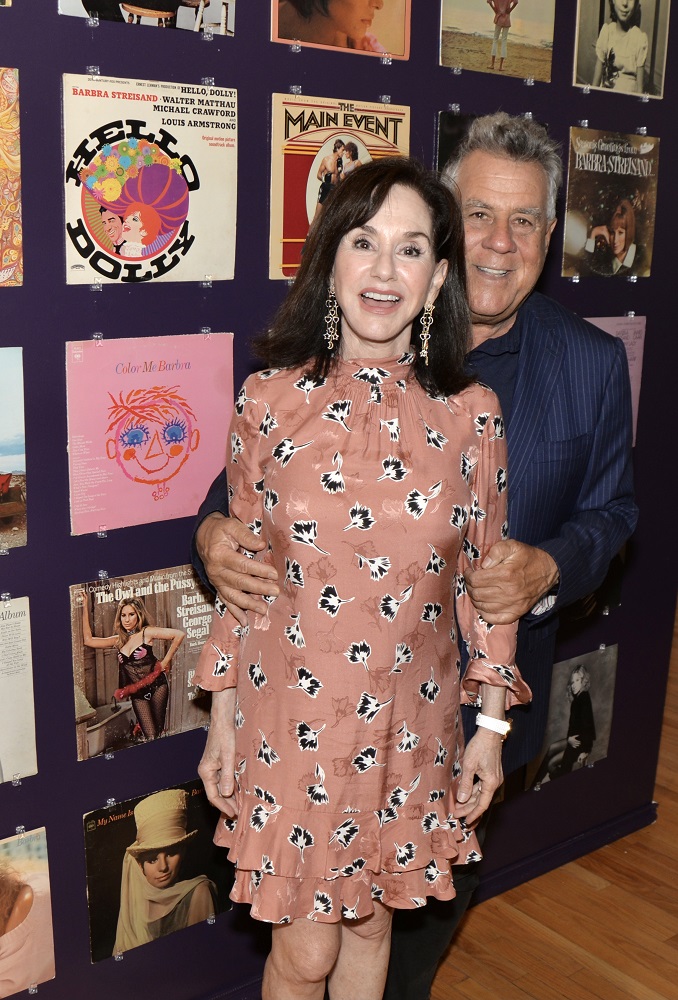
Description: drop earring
419,303,434,365
324,280,340,350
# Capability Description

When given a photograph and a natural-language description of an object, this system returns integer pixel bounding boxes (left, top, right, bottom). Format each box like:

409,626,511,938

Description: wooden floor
432,611,678,1000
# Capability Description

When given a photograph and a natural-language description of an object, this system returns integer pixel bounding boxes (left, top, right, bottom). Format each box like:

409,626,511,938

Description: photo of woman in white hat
113,788,217,954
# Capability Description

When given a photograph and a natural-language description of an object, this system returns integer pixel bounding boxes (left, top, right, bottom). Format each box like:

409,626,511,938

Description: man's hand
465,539,559,624
196,512,279,623
198,688,238,818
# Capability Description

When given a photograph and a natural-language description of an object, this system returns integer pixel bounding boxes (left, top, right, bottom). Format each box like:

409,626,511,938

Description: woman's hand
455,684,506,825
198,688,238,818
454,729,504,827
195,513,279,624
589,224,611,245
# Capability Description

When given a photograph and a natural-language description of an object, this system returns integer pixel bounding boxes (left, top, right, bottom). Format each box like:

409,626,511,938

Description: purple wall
0,2,675,997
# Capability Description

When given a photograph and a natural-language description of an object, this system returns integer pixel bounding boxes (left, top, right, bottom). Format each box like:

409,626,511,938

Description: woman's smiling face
332,183,447,360
612,0,636,26
120,605,139,632
122,210,146,243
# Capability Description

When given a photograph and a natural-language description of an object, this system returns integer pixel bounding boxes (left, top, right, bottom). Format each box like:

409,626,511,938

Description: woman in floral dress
195,158,529,999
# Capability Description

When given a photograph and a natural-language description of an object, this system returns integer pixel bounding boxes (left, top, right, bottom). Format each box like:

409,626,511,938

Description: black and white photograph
527,645,619,790
573,0,671,99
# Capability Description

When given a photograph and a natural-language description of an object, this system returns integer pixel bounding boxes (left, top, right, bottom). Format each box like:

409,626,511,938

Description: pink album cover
65,333,233,534
272,0,410,59
586,314,645,446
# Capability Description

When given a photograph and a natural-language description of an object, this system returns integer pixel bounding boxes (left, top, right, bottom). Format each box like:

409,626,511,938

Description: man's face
101,210,123,244
454,150,557,345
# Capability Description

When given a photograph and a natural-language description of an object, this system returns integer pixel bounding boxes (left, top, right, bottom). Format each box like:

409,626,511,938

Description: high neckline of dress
335,352,415,382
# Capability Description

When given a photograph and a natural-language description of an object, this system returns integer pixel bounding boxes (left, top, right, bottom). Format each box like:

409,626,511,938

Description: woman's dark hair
608,0,641,28
285,0,331,18
255,157,472,398
344,141,359,161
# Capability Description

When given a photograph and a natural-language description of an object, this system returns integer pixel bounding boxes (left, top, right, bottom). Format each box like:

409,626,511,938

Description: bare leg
263,918,341,1000
328,901,392,1000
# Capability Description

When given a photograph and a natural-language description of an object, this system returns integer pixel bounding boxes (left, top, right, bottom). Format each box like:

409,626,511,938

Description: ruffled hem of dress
212,791,482,922
228,861,467,923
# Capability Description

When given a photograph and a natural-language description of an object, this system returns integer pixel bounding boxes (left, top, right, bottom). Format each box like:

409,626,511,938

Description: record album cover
60,0,236,37
562,126,659,278
0,597,36,785
272,0,410,58
0,347,26,549
71,565,213,760
270,92,410,279
0,67,21,287
65,332,233,534
439,0,555,82
573,0,670,99
63,73,237,284
0,828,55,997
83,780,232,961
586,314,645,445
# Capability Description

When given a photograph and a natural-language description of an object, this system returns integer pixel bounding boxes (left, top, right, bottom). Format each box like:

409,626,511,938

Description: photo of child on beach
439,0,555,82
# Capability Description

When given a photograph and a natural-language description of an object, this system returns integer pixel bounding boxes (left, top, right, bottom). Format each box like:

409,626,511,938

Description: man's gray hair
443,112,563,221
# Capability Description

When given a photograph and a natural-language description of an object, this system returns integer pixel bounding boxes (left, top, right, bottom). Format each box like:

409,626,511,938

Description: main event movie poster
270,93,410,279
562,126,660,279
65,332,233,534
71,565,214,761
63,73,237,285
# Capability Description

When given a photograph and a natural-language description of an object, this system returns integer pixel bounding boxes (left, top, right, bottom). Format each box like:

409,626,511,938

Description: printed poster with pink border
65,333,233,534
271,0,411,59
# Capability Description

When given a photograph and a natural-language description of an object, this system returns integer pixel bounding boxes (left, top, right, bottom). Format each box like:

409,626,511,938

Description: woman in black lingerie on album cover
79,593,185,740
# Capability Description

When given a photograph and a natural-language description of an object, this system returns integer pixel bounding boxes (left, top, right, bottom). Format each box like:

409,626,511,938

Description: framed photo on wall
272,0,411,58
573,0,671,99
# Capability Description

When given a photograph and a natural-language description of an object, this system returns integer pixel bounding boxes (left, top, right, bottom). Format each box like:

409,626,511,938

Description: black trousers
383,808,491,1000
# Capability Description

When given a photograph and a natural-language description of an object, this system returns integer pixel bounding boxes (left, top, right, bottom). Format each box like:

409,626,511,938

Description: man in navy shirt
193,113,637,999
